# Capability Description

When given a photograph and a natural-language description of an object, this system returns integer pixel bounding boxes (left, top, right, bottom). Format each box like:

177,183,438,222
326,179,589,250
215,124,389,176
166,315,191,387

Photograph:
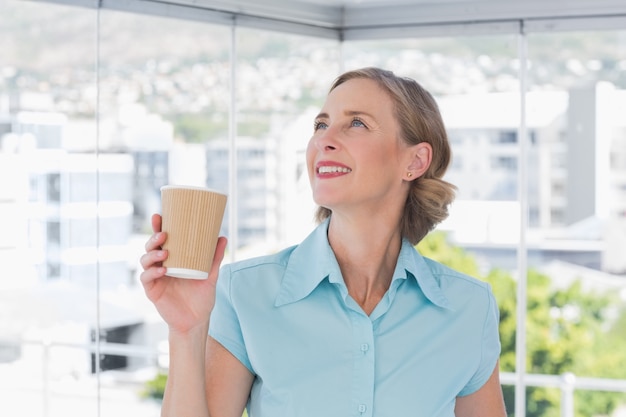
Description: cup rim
160,185,227,196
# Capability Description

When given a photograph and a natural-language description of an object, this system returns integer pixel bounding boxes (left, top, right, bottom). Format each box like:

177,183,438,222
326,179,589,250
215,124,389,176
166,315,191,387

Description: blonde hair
314,67,456,244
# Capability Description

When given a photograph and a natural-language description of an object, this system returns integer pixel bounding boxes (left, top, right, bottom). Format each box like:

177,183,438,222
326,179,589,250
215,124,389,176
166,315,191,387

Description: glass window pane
97,10,233,415
229,28,340,258
0,0,99,415
4,2,625,416
526,30,626,417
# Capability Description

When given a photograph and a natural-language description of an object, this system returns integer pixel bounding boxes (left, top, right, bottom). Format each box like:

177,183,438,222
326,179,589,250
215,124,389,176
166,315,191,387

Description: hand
140,213,227,335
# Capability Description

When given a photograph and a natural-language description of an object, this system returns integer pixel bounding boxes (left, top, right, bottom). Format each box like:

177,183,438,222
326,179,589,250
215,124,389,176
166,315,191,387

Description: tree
417,231,626,417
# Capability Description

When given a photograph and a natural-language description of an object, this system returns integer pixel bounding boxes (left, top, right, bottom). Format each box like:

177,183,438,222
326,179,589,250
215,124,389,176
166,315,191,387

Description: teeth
318,166,352,174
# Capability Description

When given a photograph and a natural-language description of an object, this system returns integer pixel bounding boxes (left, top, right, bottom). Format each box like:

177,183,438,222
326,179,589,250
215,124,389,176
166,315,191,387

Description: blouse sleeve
208,264,254,373
458,286,501,397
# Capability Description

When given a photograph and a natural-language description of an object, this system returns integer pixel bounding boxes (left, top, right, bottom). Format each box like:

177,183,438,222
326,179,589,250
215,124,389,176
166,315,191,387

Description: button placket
350,311,375,417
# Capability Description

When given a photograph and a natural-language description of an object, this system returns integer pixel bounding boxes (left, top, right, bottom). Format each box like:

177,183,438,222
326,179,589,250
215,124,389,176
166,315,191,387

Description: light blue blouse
209,219,501,417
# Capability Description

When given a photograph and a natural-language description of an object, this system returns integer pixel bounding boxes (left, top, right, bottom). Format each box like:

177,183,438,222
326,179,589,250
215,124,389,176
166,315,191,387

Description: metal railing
3,339,626,417
501,372,626,417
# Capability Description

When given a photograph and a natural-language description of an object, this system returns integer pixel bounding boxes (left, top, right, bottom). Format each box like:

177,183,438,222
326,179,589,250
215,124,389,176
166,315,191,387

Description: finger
145,231,167,252
139,265,167,289
208,236,228,282
139,249,168,271
152,213,162,233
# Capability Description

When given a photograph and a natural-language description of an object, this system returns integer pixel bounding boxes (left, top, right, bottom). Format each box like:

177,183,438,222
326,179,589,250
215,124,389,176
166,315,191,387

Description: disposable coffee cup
160,185,228,279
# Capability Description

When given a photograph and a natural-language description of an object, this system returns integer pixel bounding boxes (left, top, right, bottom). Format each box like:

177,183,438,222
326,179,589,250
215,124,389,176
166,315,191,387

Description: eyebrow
314,110,377,120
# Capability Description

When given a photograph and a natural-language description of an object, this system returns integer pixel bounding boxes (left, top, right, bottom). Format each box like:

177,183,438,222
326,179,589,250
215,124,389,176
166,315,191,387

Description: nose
314,126,339,152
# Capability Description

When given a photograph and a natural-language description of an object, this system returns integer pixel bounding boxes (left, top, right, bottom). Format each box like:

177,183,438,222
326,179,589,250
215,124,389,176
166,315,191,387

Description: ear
404,142,432,181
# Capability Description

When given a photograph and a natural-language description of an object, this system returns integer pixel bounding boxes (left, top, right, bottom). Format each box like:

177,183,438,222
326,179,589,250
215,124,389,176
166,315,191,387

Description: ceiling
43,0,626,39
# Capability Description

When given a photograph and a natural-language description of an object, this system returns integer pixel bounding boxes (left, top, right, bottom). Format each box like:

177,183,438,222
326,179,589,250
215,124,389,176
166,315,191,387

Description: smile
317,166,352,174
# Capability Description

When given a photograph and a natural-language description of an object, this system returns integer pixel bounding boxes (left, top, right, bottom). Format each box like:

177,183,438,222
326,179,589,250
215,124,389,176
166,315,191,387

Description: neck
327,213,403,315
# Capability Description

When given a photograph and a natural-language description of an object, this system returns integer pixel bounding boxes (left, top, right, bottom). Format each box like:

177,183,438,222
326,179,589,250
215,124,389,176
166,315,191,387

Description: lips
316,162,352,176
318,166,351,174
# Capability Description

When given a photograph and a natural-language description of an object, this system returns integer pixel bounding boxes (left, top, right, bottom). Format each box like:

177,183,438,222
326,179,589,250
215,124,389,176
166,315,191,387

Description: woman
141,67,506,417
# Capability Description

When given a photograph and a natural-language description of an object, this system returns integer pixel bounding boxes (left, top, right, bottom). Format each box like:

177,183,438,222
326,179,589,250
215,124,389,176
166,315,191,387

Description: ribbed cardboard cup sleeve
160,186,227,278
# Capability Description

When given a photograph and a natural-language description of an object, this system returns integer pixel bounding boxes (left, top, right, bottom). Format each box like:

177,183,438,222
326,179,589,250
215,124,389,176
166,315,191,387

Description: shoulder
216,246,297,308
224,245,297,275
422,256,491,291
218,245,297,293
419,254,495,312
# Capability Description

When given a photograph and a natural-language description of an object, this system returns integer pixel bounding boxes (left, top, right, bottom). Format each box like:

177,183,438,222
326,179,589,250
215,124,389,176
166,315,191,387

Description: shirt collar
396,238,452,310
274,218,451,310
275,218,337,307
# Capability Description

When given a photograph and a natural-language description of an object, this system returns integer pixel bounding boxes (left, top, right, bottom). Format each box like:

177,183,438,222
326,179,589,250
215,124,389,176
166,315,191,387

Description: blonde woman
141,67,506,417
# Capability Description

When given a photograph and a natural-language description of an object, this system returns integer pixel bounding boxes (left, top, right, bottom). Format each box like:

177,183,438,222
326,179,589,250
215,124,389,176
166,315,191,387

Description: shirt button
358,404,367,413
360,343,369,352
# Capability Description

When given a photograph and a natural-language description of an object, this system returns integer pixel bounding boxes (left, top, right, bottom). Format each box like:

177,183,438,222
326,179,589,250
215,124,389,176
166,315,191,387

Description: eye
351,117,366,128
313,120,328,131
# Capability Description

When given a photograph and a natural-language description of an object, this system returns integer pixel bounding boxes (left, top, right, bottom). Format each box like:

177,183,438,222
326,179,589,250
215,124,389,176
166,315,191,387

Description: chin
311,192,334,207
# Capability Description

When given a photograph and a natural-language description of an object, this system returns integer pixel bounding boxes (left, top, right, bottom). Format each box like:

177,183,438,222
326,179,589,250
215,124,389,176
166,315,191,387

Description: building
439,83,626,273
205,136,277,248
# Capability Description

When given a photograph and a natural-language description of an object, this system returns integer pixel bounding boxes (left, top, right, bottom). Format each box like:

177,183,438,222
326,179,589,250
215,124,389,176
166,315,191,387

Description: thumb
208,236,228,285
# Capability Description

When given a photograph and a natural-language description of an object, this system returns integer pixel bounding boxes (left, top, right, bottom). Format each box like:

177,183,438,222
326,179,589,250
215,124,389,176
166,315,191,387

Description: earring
407,172,413,178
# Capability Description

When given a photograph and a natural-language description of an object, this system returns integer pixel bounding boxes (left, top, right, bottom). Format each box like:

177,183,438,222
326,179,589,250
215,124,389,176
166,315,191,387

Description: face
306,78,414,215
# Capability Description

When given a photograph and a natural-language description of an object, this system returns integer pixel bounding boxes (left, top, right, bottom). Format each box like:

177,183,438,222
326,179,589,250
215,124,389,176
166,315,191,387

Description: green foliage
418,231,626,417
169,112,228,143
166,111,271,143
416,231,480,277
484,268,517,373
142,370,250,416
237,116,270,138
141,371,167,400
